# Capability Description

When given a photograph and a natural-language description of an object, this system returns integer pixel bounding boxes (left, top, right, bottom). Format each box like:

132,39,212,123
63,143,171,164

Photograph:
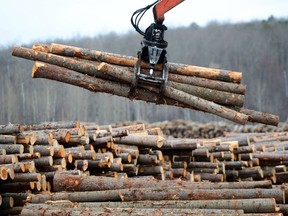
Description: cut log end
32,61,47,78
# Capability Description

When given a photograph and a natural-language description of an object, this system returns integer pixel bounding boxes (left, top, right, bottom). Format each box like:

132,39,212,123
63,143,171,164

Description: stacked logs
145,120,288,138
11,43,280,126
1,121,288,215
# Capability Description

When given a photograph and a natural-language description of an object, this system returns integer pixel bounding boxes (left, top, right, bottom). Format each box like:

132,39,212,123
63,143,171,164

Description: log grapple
130,0,185,102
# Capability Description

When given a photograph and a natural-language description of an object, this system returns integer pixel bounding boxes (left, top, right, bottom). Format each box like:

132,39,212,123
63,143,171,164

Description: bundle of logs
12,43,280,126
0,120,288,215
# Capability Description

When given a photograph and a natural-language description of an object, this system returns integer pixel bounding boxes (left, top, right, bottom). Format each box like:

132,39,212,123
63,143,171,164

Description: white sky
1,0,288,47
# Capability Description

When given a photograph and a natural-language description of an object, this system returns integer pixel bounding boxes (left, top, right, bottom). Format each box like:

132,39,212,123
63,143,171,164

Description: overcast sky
1,0,287,47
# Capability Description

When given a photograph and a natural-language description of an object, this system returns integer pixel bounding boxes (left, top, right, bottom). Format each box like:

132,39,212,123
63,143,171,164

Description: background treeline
0,16,288,125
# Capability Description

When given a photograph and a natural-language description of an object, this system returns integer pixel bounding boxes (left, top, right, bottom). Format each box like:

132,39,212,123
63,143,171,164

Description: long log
22,206,268,216
168,80,245,106
162,138,200,150
76,199,277,213
27,190,121,203
42,42,243,83
23,121,80,131
119,187,285,203
53,172,273,192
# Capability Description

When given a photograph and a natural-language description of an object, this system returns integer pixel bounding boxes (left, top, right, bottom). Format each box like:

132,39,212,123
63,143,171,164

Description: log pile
12,43,280,126
0,120,288,215
112,120,288,138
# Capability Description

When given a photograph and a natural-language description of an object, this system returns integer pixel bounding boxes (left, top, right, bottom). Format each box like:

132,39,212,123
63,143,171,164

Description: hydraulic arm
130,0,185,102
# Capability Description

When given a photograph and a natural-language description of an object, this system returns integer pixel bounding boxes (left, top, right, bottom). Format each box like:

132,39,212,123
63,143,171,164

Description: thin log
0,135,16,144
74,160,88,171
0,196,14,209
119,187,285,204
12,173,41,182
168,80,245,106
138,165,164,176
0,155,18,164
114,144,139,159
168,73,246,94
162,138,200,150
81,150,96,160
33,156,53,167
44,43,243,83
76,199,277,213
117,153,132,163
0,149,5,155
138,154,158,165
199,173,224,182
1,192,29,206
27,190,121,203
53,145,66,158
0,124,23,134
1,163,25,173
33,145,54,156
15,133,30,145
237,107,279,126
20,206,250,216
0,144,24,154
0,182,34,192
276,172,288,184
114,134,164,148
30,131,53,145
23,121,80,131
0,166,8,180
16,152,40,160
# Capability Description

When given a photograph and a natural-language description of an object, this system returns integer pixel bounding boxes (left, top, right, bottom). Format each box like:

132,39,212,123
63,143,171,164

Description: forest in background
0,16,288,125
